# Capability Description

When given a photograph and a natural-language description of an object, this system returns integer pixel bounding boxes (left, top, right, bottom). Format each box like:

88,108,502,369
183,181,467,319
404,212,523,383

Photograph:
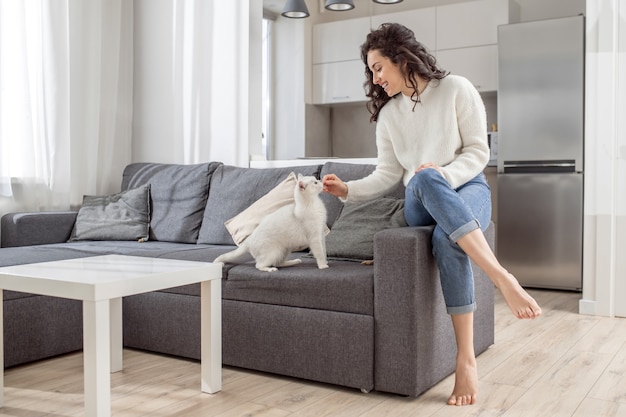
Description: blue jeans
404,169,491,315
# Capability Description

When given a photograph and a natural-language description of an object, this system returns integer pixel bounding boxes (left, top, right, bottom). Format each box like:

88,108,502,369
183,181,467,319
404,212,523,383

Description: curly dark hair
360,23,448,122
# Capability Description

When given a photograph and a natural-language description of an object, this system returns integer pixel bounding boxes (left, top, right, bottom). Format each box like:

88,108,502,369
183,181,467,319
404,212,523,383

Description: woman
322,23,542,406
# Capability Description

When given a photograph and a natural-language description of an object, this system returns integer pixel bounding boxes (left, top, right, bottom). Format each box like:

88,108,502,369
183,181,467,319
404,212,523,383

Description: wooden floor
2,289,626,417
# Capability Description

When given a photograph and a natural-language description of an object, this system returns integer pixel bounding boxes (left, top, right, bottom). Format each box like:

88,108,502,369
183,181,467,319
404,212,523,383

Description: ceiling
262,0,478,20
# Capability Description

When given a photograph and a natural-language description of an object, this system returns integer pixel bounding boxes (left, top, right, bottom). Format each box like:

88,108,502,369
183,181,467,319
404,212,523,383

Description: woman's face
367,49,411,97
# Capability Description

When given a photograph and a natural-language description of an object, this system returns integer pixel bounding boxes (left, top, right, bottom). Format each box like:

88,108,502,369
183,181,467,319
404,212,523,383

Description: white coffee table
0,254,222,417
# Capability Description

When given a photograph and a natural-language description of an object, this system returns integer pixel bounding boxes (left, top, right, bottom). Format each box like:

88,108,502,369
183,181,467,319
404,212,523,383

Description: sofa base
123,293,375,392
4,294,83,368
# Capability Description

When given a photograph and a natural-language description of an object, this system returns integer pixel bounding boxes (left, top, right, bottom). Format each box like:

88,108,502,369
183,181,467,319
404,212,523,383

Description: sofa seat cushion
50,240,216,258
221,257,374,315
155,256,374,315
0,244,98,268
0,241,227,270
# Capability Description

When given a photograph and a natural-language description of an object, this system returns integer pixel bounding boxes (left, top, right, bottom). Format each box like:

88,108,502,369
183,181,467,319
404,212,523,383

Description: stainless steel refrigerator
496,15,584,291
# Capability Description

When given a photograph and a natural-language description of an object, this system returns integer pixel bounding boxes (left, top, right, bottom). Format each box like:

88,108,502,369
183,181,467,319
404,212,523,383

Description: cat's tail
214,246,248,264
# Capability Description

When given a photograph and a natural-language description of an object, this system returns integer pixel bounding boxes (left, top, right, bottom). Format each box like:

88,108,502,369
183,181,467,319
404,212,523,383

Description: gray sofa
0,161,495,397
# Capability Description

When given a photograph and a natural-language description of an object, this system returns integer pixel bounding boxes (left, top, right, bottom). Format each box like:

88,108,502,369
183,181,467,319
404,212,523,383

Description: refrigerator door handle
502,160,577,174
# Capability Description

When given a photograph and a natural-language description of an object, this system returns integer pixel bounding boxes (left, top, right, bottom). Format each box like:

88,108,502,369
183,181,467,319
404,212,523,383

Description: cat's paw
317,263,329,269
257,266,278,272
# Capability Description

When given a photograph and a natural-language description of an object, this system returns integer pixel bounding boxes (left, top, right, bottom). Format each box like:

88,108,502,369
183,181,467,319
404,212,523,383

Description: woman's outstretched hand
322,174,348,199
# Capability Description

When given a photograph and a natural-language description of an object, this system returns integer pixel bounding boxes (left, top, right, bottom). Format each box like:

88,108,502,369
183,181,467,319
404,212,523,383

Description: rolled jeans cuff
447,302,477,315
449,219,481,243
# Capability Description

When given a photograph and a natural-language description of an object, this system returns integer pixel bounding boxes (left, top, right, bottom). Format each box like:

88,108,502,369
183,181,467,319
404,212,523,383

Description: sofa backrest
121,162,222,243
197,164,321,245
120,161,405,246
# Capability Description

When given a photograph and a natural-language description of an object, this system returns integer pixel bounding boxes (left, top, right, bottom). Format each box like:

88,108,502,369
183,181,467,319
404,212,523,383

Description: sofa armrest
1,211,78,248
372,225,495,397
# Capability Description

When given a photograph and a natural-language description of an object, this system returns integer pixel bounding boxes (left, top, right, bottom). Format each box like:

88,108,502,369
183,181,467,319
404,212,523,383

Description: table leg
110,297,123,372
83,299,111,417
200,279,222,394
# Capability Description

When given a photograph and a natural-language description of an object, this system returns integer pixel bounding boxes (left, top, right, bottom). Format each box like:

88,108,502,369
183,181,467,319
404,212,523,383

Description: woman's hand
415,162,443,176
322,174,348,199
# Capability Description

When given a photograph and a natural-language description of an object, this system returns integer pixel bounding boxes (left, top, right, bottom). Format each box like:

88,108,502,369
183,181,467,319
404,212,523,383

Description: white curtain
0,0,133,219
171,0,254,166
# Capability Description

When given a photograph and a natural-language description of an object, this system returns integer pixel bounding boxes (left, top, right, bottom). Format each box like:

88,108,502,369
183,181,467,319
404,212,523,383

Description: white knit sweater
345,74,490,202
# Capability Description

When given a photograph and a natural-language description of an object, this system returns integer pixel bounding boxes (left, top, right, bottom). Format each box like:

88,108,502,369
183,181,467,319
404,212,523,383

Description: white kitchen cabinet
312,60,367,104
436,0,516,50
371,8,436,50
313,17,370,64
436,45,498,92
312,8,436,104
311,0,515,104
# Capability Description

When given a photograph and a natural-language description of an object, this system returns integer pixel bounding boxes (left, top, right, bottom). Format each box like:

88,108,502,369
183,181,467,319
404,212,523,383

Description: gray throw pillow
69,184,150,242
325,197,407,261
319,162,405,229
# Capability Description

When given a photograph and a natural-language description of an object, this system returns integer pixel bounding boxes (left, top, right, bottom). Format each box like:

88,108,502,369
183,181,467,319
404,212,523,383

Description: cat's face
296,174,323,196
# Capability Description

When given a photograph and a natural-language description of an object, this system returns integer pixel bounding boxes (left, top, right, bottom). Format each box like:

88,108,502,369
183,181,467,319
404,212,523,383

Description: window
262,16,273,160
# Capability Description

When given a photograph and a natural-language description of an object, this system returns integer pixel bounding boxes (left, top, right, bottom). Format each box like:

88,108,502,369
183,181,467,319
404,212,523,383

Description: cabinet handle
332,96,350,100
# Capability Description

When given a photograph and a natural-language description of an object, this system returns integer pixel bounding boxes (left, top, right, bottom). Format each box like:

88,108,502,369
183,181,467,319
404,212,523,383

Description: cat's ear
297,173,303,180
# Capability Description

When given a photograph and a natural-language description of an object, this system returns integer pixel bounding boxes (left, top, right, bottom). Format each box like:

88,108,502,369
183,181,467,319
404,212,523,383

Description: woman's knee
406,168,443,197
409,168,441,186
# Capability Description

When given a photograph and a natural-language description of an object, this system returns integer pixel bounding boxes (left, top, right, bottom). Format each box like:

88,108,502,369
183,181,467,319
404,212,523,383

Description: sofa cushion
224,257,374,315
0,245,97,268
0,241,222,267
197,164,321,245
319,162,405,228
224,172,298,246
158,256,374,315
326,197,407,261
69,184,151,242
122,162,222,243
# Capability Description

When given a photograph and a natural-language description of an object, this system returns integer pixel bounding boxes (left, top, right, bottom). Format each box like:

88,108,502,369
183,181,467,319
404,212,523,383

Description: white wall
580,0,626,317
617,1,626,318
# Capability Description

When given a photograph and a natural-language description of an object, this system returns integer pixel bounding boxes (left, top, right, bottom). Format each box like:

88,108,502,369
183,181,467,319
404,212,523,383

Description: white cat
215,174,329,272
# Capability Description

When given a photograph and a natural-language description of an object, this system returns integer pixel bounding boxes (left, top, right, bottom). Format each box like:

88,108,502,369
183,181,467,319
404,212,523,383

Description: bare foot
499,273,542,319
447,356,478,406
